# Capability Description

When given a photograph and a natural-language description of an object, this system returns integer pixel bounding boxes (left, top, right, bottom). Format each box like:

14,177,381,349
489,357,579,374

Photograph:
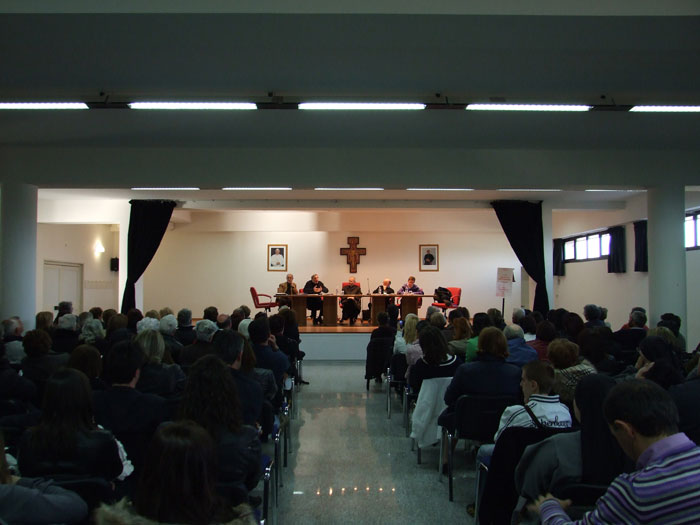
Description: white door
43,261,83,313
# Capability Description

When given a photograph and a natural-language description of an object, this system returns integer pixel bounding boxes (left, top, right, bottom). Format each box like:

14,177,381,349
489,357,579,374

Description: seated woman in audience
134,329,186,399
21,329,69,398
447,317,472,360
576,328,623,376
34,311,54,335
179,356,262,506
79,318,108,356
409,326,462,394
547,338,596,406
515,374,629,502
527,320,556,361
68,344,107,390
0,340,37,405
105,313,131,350
631,335,685,390
96,420,255,524
519,314,538,342
465,313,492,360
394,313,418,356
18,368,125,482
563,312,585,343
0,432,88,524
439,327,521,432
406,320,429,366
278,307,301,345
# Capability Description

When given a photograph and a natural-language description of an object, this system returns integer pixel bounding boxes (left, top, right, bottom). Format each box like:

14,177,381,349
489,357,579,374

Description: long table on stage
282,293,431,327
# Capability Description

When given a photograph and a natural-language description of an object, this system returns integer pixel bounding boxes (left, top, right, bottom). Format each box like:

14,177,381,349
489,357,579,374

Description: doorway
43,261,83,313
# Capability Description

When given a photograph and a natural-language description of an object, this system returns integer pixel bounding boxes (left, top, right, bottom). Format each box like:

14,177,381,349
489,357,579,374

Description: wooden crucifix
340,236,366,273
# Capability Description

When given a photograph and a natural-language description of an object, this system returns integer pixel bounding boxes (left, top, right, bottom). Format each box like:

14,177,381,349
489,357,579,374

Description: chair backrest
389,352,408,381
447,287,461,306
250,287,261,308
454,394,519,443
366,337,394,378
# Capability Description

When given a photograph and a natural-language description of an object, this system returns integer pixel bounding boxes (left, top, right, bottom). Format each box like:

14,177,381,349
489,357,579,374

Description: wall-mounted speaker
110,257,119,272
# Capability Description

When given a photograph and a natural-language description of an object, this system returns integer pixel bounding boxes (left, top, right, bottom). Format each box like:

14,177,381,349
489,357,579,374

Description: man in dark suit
614,310,648,364
174,308,196,346
303,274,328,325
340,276,362,325
93,341,168,488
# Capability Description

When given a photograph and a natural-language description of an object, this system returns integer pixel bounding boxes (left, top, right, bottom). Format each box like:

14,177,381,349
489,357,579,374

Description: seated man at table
372,278,395,309
303,274,328,325
340,276,362,325
398,276,424,295
277,273,298,295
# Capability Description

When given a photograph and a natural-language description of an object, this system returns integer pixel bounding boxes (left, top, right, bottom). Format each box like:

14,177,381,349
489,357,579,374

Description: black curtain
553,238,566,276
120,200,177,313
633,220,648,272
607,225,626,274
491,201,550,314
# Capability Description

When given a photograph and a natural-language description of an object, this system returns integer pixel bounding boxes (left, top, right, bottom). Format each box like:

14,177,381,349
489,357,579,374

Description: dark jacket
252,344,290,389
179,340,214,368
0,358,37,403
18,428,123,481
505,337,539,368
371,326,396,341
136,362,185,399
21,352,70,397
409,354,462,393
229,369,264,426
0,477,88,524
217,426,263,494
670,377,700,445
444,354,522,410
51,329,80,354
174,325,196,347
162,333,184,363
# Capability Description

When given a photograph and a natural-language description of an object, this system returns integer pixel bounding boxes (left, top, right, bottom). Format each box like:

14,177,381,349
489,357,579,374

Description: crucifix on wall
340,236,366,273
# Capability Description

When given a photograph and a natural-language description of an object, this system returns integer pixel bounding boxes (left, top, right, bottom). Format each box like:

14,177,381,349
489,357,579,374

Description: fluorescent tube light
299,102,425,111
0,102,88,110
467,104,590,112
585,189,642,192
222,187,292,191
629,106,700,113
128,102,256,110
314,187,384,191
406,188,474,191
498,189,562,192
131,187,200,191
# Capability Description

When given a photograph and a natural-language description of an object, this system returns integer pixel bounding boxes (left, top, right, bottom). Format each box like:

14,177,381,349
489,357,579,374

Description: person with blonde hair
134,329,185,398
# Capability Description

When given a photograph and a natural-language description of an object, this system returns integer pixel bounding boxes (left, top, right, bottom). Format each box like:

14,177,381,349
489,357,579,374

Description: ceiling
2,4,699,209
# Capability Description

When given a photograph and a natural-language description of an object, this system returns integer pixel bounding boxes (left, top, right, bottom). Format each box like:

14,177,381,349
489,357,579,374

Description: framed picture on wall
419,244,439,271
268,244,287,271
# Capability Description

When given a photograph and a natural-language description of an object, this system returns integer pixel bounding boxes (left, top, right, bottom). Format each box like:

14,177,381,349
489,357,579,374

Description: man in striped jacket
533,379,700,525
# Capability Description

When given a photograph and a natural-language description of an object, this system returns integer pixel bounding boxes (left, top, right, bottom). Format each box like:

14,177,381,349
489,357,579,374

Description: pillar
0,182,38,328
541,201,554,310
647,184,687,334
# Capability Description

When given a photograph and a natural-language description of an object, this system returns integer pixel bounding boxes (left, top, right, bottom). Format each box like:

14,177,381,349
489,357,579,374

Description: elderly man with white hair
179,319,218,368
79,318,108,355
51,313,80,354
159,314,184,363
504,324,539,368
2,316,25,364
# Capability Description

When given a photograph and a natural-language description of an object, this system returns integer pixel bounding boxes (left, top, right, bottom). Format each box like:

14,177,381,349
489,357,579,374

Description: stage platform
299,324,374,334
298,327,372,360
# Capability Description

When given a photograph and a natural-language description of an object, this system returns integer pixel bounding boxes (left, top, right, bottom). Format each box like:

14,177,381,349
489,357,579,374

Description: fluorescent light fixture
498,188,562,192
314,187,384,191
585,189,642,192
630,105,700,113
0,102,88,110
222,187,292,191
299,102,425,111
467,104,590,112
131,187,200,191
128,102,256,110
406,188,474,191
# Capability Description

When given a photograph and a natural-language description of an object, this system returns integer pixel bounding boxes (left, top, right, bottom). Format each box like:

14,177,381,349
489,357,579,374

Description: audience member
486,308,506,330
504,324,539,368
1,317,25,364
547,338,596,406
247,317,290,394
442,309,463,343
68,344,107,390
125,308,143,335
371,312,395,341
395,313,418,356
0,340,36,404
633,335,685,390
93,341,168,482
439,327,521,432
512,308,526,326
658,312,686,353
212,330,264,429
18,368,125,482
79,318,108,355
34,311,54,334
180,319,218,368
528,321,557,361
519,315,537,342
516,374,628,502
562,312,584,343
158,306,174,319
619,306,648,331
531,380,700,524
179,355,262,504
136,316,160,334
278,307,301,345
408,325,461,394
447,317,472,360
175,308,196,346
159,313,184,363
21,329,69,398
670,357,700,444
51,313,80,354
144,309,160,320
54,301,73,324
203,306,219,323
134,329,186,399
582,304,604,328
0,432,88,524
217,313,232,330
387,304,400,330
102,308,117,330
96,421,254,524
465,313,492,361
89,306,104,324
105,313,131,349
77,311,93,330
576,328,623,376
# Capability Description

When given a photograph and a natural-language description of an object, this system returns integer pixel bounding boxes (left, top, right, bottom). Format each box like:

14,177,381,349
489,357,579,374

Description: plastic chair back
454,394,519,443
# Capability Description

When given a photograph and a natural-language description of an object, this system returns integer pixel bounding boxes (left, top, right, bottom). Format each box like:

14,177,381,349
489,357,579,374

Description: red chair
431,287,461,313
250,287,277,313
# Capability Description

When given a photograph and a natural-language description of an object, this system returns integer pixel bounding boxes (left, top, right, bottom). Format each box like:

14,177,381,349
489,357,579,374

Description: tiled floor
273,361,476,524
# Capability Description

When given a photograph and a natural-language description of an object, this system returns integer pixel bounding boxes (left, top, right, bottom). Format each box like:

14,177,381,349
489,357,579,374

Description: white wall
142,209,526,318
36,224,119,312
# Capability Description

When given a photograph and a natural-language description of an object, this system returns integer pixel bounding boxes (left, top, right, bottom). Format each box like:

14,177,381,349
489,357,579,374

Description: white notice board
496,267,514,297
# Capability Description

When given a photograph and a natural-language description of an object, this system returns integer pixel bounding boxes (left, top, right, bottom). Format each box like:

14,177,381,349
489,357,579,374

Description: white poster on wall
496,267,514,297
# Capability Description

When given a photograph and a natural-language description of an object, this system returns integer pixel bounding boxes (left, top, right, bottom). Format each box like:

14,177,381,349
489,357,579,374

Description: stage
297,322,375,360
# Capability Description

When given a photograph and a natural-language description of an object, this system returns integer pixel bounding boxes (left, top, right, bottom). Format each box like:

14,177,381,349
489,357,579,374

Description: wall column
0,183,38,328
541,201,554,310
647,184,686,334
